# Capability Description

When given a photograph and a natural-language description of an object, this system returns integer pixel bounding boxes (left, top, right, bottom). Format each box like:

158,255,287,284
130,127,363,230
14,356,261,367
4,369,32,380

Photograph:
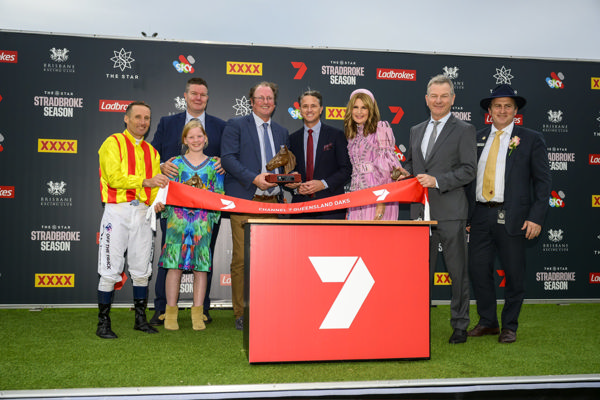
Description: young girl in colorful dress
154,120,224,330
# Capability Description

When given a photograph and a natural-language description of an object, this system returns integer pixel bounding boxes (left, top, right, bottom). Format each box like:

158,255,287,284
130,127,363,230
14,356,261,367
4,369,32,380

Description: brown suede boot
191,306,206,331
164,305,179,330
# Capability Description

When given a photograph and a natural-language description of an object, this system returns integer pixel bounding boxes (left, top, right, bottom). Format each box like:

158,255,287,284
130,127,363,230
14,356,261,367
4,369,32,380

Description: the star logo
493,65,514,84
110,48,135,72
232,96,252,116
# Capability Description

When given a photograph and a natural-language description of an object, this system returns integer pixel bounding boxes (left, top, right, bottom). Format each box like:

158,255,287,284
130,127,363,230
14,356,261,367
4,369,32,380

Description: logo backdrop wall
0,30,598,305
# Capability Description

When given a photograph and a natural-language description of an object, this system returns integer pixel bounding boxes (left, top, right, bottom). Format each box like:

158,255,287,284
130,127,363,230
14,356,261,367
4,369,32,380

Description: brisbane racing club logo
226,61,262,76
50,48,69,62
173,55,195,73
546,72,565,89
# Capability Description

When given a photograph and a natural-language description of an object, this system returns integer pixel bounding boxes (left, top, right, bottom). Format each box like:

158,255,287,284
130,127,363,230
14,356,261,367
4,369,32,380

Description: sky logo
173,55,195,73
288,101,302,120
549,190,565,208
546,72,565,89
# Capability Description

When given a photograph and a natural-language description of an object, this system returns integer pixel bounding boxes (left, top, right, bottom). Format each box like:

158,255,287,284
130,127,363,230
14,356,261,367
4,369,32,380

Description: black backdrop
1,30,598,306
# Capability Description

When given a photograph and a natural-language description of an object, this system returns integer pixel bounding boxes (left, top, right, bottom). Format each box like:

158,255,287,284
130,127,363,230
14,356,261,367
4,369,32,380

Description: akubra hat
480,84,527,111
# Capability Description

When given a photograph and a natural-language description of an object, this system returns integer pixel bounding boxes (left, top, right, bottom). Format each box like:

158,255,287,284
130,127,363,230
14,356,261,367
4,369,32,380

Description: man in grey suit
400,74,477,344
220,81,289,330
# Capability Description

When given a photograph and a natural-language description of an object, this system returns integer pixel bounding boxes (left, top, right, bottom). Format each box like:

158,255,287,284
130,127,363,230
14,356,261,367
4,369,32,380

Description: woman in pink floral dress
344,89,402,220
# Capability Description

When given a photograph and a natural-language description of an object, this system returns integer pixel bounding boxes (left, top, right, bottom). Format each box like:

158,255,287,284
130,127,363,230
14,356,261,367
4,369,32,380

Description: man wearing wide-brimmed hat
467,84,551,344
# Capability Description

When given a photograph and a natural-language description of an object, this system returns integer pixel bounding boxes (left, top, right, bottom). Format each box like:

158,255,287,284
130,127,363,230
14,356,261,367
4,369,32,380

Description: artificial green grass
2,304,599,390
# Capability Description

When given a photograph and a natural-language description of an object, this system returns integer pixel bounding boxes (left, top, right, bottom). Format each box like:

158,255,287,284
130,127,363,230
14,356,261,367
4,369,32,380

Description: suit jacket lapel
415,121,428,165
246,115,262,165
504,127,519,179
427,116,457,162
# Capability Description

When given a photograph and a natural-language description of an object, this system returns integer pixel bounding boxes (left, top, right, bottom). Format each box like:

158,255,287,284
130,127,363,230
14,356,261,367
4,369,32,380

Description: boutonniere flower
509,136,520,156
323,143,333,151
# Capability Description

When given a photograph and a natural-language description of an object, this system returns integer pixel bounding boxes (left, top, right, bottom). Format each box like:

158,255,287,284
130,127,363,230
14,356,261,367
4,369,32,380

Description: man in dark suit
286,90,351,219
149,77,226,325
467,84,551,344
401,74,477,344
220,81,290,330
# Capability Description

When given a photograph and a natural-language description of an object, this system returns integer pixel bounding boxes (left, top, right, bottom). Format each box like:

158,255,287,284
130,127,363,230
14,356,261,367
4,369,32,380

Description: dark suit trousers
468,204,526,332
153,217,221,313
429,219,470,331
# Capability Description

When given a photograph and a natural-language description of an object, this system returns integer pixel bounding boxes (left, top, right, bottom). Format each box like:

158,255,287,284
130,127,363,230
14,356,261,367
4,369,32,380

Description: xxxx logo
326,107,345,120
35,273,74,287
434,272,452,285
38,139,77,153
310,256,374,329
592,195,600,207
592,77,600,90
226,61,262,75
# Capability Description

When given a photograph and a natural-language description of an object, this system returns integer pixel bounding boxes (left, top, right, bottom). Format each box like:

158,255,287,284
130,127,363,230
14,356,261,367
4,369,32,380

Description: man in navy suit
221,81,290,330
467,84,551,343
149,77,226,325
401,74,477,344
286,90,351,219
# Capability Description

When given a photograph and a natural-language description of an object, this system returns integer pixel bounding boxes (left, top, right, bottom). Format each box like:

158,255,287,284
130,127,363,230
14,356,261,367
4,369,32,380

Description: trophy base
265,174,301,183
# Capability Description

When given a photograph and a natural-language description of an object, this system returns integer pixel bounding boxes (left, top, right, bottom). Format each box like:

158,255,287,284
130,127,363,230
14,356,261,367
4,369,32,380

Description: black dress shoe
498,328,517,343
449,329,467,344
204,310,213,324
468,324,500,337
149,310,164,326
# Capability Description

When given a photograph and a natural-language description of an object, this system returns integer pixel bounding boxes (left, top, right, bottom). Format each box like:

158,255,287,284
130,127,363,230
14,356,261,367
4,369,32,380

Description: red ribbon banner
158,177,427,215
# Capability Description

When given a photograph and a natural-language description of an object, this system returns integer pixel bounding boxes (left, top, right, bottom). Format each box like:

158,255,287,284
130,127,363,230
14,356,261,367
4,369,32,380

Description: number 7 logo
310,256,375,329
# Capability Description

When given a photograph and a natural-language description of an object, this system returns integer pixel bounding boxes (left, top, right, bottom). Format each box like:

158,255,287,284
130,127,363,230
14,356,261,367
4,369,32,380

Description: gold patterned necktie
482,130,503,201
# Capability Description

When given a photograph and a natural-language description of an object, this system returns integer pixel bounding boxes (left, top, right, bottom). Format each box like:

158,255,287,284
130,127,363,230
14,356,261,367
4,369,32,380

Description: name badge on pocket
497,209,506,225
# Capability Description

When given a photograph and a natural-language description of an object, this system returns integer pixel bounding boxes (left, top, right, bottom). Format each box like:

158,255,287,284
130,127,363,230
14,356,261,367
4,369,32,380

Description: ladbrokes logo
226,61,262,76
590,273,600,284
0,50,17,63
589,154,600,165
0,186,15,198
220,274,231,286
173,55,195,73
485,113,522,125
38,139,77,154
376,68,416,81
99,99,132,112
592,77,600,90
35,274,74,288
325,107,345,120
